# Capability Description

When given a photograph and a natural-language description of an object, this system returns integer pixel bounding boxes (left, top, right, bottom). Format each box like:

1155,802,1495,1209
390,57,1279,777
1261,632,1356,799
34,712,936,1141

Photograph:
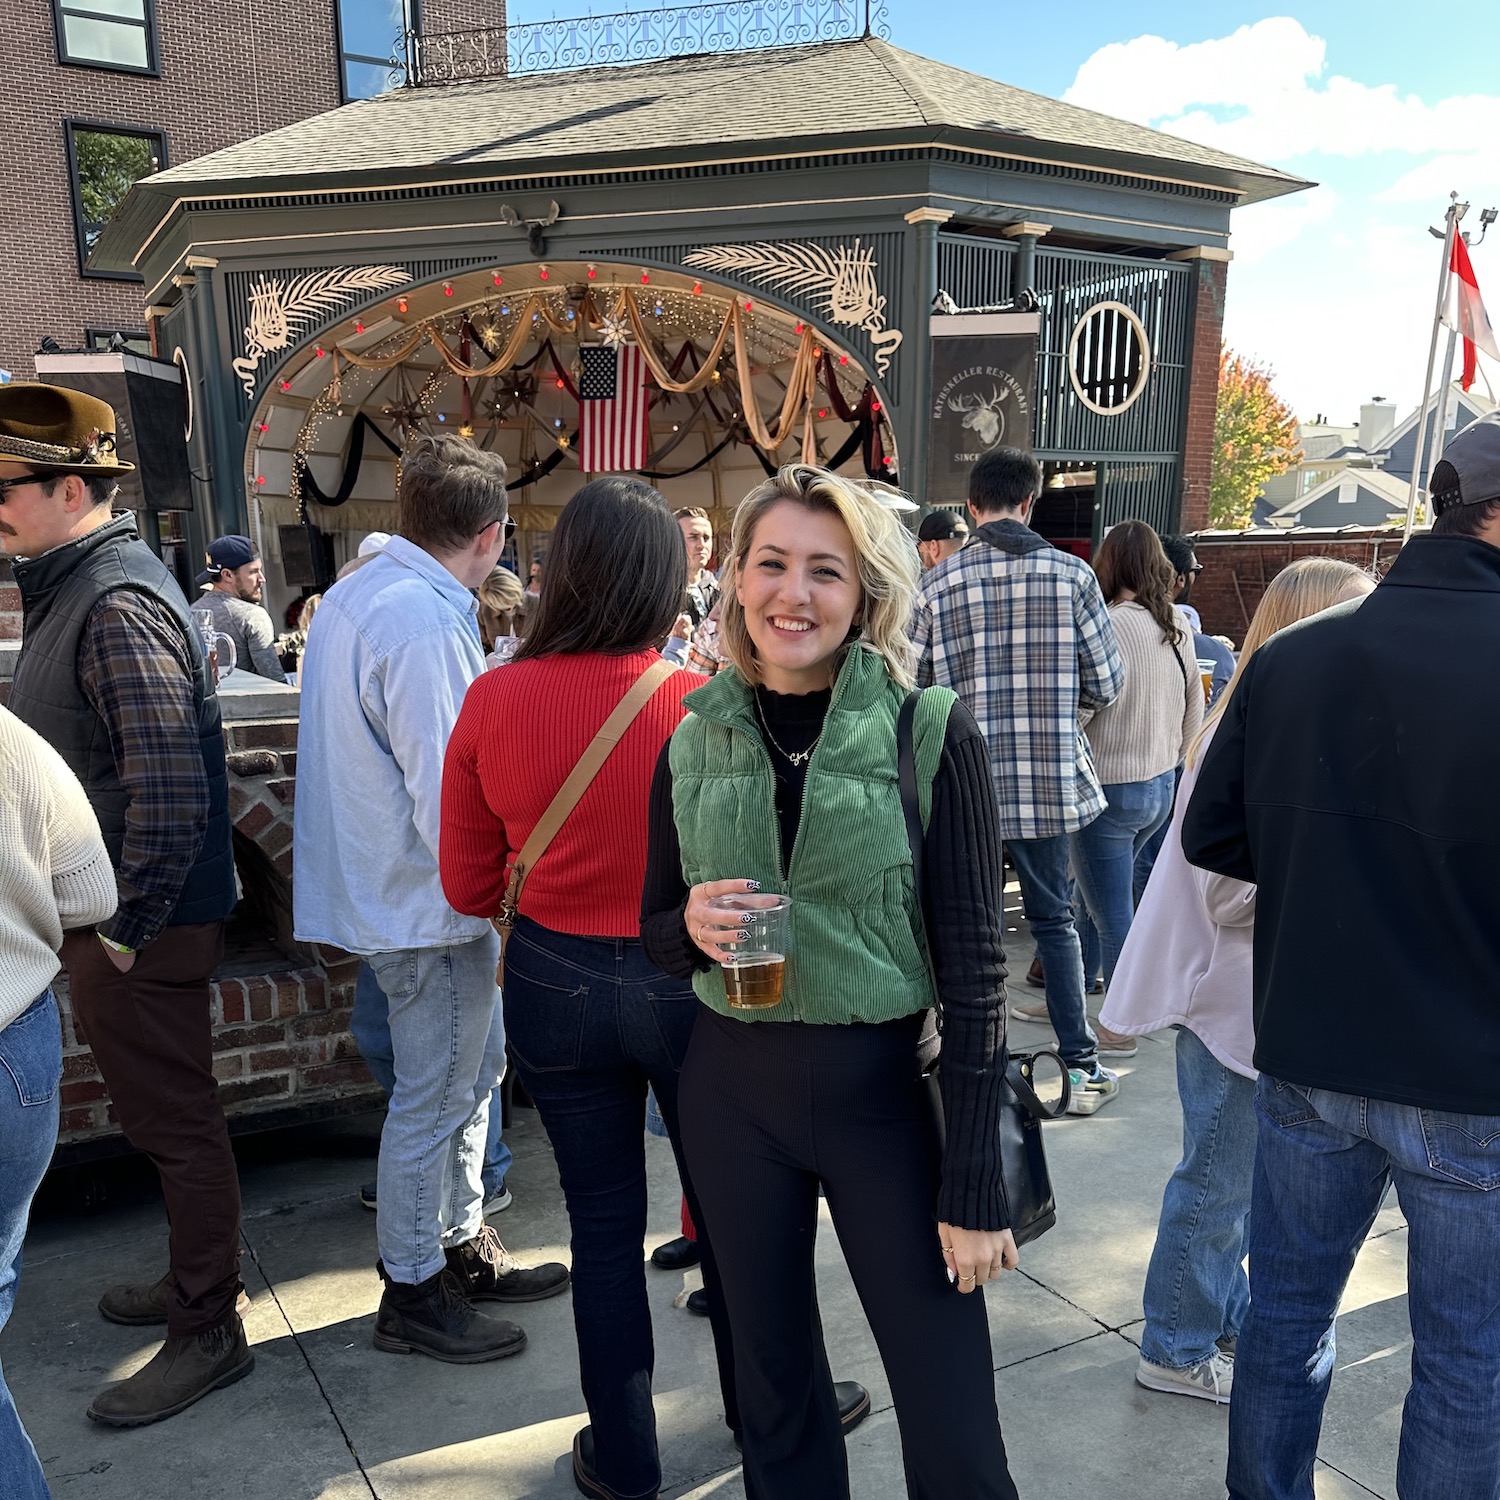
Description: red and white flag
1446,236,1500,391
578,343,651,473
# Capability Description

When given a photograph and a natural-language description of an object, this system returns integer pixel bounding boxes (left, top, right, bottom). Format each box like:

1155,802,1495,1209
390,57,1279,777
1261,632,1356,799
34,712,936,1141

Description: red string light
279,380,291,392
255,474,267,485
587,265,597,280
692,282,703,296
492,272,503,286
641,271,650,284
397,296,408,313
555,377,565,389
794,323,804,335
539,265,550,280
354,320,365,333
744,300,753,312
315,347,326,358
257,422,269,433
838,354,849,365
443,283,454,297
817,408,828,419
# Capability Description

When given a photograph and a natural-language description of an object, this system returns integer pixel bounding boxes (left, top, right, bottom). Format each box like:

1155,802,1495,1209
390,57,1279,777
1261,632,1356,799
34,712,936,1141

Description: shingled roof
92,36,1308,270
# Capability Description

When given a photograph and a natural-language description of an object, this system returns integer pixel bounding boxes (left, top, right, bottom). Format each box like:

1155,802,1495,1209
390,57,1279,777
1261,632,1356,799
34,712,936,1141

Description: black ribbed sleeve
639,698,1011,1231
925,702,1011,1232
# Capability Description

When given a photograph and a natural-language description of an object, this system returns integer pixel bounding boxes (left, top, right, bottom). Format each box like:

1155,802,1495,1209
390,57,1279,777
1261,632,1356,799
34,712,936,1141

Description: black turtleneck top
641,682,1013,1232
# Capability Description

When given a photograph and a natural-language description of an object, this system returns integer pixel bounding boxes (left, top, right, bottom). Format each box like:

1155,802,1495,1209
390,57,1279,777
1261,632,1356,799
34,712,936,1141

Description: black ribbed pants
679,1007,1019,1500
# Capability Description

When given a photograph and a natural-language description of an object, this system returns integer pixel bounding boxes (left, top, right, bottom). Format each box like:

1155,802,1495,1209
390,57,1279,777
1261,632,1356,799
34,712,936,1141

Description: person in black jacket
1182,410,1500,1500
0,383,247,1430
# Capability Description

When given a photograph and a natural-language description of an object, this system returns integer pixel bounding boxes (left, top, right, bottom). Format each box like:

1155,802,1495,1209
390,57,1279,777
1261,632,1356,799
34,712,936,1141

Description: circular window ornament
1067,301,1150,416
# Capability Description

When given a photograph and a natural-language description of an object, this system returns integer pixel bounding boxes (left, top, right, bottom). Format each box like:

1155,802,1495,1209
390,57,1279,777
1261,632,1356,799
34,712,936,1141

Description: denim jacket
293,536,491,954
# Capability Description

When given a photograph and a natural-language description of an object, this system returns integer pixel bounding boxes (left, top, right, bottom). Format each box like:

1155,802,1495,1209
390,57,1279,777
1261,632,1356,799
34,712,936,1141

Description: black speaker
278,524,335,589
35,349,192,512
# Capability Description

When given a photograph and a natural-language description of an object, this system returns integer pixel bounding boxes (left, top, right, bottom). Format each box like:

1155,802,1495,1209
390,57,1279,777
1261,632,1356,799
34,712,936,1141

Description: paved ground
7,914,1411,1499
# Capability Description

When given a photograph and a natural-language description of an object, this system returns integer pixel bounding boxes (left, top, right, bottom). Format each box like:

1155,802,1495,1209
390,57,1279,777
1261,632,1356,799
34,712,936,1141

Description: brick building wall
1190,527,1402,640
1179,256,1229,534
3,0,505,380
53,706,383,1146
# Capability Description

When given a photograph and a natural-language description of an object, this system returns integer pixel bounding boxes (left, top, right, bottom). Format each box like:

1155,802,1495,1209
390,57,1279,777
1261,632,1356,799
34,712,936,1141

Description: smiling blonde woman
641,465,1021,1500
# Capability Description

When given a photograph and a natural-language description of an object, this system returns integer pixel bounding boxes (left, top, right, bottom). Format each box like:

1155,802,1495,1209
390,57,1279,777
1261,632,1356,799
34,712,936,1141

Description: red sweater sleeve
440,676,509,918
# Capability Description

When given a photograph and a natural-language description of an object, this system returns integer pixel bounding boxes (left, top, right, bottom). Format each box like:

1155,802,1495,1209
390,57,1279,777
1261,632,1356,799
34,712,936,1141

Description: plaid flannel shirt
78,592,210,949
913,519,1124,841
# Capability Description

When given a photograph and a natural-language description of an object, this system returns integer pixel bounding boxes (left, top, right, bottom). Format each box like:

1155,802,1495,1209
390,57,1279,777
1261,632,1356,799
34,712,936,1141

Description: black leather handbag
898,692,1069,1247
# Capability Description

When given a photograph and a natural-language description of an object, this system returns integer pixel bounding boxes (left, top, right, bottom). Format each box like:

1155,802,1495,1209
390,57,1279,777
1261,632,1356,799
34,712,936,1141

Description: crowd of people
0,372,1497,1500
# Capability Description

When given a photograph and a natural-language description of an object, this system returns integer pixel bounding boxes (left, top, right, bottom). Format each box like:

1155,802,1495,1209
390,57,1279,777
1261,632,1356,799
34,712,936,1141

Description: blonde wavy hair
1187,556,1375,768
718,465,920,689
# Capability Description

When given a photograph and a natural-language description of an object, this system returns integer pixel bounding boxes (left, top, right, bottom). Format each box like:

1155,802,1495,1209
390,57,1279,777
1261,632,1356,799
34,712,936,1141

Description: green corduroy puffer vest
670,645,955,1025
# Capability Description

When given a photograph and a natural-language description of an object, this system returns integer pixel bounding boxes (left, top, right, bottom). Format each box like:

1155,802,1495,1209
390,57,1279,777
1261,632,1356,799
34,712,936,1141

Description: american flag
578,343,651,473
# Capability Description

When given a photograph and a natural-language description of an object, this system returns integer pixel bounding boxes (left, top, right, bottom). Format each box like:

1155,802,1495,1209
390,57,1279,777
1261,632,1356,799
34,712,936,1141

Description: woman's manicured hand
685,879,762,964
939,1222,1019,1293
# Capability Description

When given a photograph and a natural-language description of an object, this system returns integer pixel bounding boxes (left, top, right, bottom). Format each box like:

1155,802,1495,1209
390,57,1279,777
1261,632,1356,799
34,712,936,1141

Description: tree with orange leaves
1210,347,1301,529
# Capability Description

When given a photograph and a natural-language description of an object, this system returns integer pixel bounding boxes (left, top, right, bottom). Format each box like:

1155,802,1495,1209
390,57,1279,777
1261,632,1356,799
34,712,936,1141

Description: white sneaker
1065,1063,1119,1116
1135,1353,1233,1404
483,1184,513,1216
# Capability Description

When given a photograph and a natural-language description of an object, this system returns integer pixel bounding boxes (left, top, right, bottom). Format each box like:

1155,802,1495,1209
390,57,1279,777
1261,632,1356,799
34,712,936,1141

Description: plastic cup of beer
1196,658,1216,702
709,893,792,1009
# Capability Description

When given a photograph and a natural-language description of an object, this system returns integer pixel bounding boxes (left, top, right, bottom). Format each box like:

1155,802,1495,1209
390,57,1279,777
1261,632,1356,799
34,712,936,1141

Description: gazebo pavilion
89,13,1307,619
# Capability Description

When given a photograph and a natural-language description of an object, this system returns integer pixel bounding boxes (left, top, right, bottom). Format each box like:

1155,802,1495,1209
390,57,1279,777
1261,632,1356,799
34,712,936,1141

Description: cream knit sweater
1083,602,1204,785
1,706,118,1029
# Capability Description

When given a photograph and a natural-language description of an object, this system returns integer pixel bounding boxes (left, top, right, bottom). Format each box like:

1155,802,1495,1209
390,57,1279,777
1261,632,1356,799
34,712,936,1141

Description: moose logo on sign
925,313,1039,503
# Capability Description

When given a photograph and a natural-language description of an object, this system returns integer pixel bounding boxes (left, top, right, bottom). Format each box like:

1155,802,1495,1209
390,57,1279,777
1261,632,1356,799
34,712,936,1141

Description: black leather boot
650,1236,701,1271
87,1314,254,1426
447,1225,571,1303
373,1263,528,1363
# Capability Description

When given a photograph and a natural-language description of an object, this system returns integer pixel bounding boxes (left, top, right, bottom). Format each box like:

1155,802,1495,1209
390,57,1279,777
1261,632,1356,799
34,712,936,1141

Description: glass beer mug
192,609,238,686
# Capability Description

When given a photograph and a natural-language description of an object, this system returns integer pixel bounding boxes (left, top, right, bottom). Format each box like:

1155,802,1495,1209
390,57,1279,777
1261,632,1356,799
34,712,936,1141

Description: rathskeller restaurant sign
926,312,1040,503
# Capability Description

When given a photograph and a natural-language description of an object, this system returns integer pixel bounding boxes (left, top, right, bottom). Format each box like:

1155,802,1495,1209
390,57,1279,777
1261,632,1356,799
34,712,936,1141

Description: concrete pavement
6,963,1410,1499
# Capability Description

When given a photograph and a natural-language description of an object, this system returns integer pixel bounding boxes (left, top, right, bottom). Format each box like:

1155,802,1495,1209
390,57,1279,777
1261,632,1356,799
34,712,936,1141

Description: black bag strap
898,691,1070,1120
898,692,940,1033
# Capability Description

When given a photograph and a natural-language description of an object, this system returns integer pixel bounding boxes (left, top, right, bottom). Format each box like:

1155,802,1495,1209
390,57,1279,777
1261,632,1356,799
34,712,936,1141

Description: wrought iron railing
403,0,890,86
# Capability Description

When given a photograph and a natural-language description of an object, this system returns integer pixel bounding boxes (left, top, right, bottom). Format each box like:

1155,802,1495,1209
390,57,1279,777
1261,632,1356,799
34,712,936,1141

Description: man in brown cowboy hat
0,382,250,1427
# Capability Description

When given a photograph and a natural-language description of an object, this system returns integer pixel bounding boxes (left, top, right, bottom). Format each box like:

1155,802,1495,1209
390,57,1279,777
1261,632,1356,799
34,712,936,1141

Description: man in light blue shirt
294,435,568,1363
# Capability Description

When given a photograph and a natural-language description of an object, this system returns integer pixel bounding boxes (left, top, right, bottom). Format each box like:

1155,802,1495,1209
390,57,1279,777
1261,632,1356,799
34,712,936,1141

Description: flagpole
1403,194,1460,543
1429,324,1460,476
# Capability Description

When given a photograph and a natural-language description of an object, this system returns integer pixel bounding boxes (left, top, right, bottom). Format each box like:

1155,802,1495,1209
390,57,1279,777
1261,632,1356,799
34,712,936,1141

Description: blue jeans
1131,764,1184,906
1005,834,1097,1069
502,918,736,1500
1140,1028,1254,1369
353,959,512,1199
367,934,507,1283
1229,1074,1500,1500
0,993,61,1500
1069,771,1175,988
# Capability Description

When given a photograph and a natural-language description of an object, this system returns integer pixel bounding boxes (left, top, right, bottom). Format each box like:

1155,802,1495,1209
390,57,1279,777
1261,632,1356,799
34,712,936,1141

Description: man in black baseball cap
1183,407,1500,1494
195,534,286,682
916,508,969,571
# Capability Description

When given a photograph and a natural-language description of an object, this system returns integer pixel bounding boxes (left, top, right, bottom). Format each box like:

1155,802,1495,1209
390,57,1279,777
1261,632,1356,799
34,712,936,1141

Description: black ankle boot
373,1262,528,1364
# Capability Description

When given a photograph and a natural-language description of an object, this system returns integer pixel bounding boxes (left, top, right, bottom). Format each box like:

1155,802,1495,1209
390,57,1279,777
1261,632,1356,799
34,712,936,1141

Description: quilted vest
669,644,954,1025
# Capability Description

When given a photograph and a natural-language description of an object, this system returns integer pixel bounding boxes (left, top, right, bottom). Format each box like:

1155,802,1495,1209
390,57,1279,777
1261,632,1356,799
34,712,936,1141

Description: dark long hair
1093,519,1183,645
512,478,686,660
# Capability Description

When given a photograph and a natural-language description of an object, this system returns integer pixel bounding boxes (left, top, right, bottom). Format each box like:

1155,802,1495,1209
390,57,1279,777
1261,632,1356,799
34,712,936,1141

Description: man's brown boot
87,1314,254,1427
99,1271,250,1326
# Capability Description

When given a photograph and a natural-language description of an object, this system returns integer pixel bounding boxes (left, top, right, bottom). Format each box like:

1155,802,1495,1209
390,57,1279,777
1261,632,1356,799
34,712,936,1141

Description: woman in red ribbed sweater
439,479,734,1500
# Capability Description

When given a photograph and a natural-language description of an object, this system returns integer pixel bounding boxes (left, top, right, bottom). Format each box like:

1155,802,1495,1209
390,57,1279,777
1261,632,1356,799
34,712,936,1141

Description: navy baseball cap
195,534,258,585
918,510,969,543
1430,411,1500,513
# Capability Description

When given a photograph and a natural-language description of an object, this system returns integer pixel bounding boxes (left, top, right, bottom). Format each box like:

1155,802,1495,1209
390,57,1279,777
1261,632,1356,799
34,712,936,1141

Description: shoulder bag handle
498,657,678,926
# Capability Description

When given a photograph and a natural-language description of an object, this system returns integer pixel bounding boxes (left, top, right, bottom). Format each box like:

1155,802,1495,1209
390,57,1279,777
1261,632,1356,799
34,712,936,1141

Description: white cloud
1064,18,1500,166
1062,19,1500,421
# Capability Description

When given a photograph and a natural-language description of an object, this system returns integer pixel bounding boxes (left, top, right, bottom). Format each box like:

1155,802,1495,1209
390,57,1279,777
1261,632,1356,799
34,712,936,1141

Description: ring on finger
959,1273,976,1284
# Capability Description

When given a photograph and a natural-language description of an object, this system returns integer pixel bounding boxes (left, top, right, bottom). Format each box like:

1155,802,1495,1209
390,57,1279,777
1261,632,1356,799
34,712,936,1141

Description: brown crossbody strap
497,657,678,926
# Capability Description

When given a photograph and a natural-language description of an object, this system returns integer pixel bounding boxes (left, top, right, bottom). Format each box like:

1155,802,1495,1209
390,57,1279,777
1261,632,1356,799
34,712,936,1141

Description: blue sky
891,1,1500,423
508,0,1500,426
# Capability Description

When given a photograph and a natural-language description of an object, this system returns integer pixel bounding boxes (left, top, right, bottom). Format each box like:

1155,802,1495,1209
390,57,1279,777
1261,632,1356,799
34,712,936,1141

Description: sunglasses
0,470,65,496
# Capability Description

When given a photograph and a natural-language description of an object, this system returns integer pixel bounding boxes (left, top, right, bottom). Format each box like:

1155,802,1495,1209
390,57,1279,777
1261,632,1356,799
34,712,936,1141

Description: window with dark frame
65,121,167,279
54,0,156,73
85,328,152,355
338,0,418,101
